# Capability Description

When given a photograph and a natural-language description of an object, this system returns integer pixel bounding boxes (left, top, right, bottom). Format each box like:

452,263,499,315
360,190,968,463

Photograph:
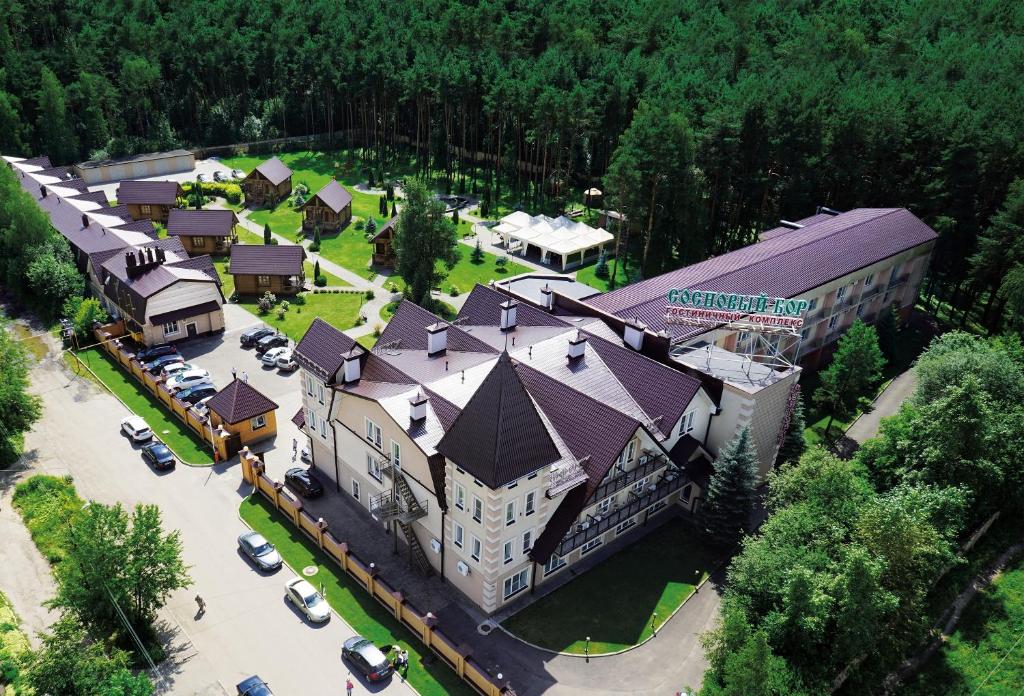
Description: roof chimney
426,322,448,356
40,186,47,198
145,247,155,263
624,317,646,351
409,390,428,423
567,330,587,360
540,283,554,311
500,299,518,331
341,348,362,383
156,248,166,263
125,251,137,269
136,249,146,266
81,214,88,229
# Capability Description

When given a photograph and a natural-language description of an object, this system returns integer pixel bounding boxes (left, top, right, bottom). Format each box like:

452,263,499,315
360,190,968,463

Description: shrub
355,220,365,231
181,181,242,204
292,293,306,305
496,255,508,269
280,301,289,312
449,285,460,297
309,242,320,252
365,289,376,300
365,216,377,238
275,307,286,320
594,250,610,279
373,323,383,337
471,239,484,264
11,474,84,564
257,290,276,314
314,275,326,287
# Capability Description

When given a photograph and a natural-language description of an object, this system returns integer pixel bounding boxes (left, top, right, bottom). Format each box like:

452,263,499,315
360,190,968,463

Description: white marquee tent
495,212,615,270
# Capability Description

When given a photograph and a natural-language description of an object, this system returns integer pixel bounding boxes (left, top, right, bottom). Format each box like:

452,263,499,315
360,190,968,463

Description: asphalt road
18,328,416,696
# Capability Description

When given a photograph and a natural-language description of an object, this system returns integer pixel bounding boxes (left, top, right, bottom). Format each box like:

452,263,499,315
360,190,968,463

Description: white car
261,346,288,367
284,577,330,623
120,416,153,442
168,368,212,391
161,362,195,378
275,349,298,371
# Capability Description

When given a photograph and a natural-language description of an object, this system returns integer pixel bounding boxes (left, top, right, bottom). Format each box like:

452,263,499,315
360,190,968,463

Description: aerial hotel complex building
293,207,936,614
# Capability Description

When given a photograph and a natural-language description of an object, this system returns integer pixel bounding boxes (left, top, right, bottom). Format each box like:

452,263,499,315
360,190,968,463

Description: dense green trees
392,179,458,305
0,319,42,464
813,320,885,434
776,399,806,467
701,427,758,548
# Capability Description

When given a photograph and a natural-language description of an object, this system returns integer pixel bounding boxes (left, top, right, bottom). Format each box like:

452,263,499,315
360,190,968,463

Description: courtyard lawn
441,244,530,295
501,518,718,654
72,348,214,464
240,495,475,696
235,292,364,343
575,257,631,293
315,228,377,281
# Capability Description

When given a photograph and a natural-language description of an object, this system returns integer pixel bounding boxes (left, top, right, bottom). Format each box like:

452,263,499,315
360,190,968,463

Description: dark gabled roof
294,317,357,382
229,244,305,276
377,300,498,354
20,156,52,168
760,213,834,241
436,352,560,488
668,434,701,467
423,388,461,431
302,180,352,214
69,190,110,206
168,254,220,282
588,208,937,342
249,157,291,186
167,208,236,237
206,379,278,425
149,300,222,325
101,204,134,222
50,178,90,193
291,408,305,428
457,283,569,328
529,486,588,564
35,166,74,180
116,180,183,205
369,217,397,242
111,219,159,238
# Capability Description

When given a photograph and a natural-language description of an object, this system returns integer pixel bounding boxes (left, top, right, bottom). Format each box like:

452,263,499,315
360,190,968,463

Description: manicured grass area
901,551,1024,695
315,228,377,281
72,348,213,464
11,474,85,565
239,495,474,696
441,245,529,295
575,257,631,293
501,518,718,654
236,292,364,343
356,334,377,350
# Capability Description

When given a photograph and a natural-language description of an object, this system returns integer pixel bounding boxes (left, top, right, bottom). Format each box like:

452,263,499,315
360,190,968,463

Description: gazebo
494,212,615,270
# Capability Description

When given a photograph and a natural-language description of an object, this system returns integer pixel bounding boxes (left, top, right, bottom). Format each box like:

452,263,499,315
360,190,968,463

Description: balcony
373,452,393,478
590,452,670,503
888,274,911,290
860,284,883,303
803,304,832,325
546,461,589,498
833,293,861,312
369,489,428,524
555,468,691,557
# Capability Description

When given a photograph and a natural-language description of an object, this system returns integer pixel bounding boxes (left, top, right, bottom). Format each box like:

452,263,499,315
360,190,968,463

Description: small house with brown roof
369,217,398,267
241,157,292,207
300,180,352,232
167,208,238,256
228,244,306,295
206,379,279,458
116,180,184,223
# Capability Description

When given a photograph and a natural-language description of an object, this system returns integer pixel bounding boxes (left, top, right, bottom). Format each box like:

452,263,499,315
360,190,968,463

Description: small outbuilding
74,150,195,185
241,157,292,207
300,180,352,232
228,244,306,295
369,217,398,267
205,378,279,459
116,180,184,223
167,208,238,256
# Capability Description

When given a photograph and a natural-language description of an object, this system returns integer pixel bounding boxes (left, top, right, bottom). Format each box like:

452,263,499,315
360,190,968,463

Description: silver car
284,577,330,623
237,531,282,571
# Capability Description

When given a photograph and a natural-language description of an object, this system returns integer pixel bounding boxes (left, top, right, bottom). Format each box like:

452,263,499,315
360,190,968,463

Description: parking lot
88,157,236,200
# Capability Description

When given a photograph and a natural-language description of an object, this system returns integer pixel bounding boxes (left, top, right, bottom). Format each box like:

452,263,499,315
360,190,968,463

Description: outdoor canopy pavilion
494,211,615,270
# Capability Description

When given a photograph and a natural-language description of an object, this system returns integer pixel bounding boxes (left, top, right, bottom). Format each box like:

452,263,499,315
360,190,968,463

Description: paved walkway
846,369,918,443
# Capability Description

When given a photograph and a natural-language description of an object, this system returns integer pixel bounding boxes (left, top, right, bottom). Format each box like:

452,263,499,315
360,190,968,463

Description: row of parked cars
135,343,218,409
240,326,298,372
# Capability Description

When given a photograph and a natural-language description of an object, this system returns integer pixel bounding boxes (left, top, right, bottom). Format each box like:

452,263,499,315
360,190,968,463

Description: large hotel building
291,207,937,614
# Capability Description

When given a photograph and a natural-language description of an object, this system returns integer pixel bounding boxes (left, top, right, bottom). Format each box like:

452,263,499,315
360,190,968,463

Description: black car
284,467,324,498
240,327,275,348
137,344,178,363
236,675,273,696
254,333,288,355
141,442,176,470
342,636,393,683
144,353,185,374
178,384,218,405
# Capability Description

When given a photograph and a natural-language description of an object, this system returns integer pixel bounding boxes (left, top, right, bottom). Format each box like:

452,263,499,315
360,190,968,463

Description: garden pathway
845,368,918,443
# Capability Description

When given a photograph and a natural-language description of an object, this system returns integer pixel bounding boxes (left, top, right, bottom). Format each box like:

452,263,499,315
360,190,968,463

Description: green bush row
11,474,85,565
181,181,242,204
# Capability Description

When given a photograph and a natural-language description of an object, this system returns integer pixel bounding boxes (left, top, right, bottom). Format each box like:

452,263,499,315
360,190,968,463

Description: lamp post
651,612,658,638
585,635,590,663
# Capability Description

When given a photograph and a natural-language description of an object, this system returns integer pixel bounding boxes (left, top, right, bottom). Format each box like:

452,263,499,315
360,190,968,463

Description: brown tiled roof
369,217,397,242
168,254,220,282
252,157,292,186
423,388,461,431
69,191,110,206
229,244,305,276
20,156,52,168
588,208,937,342
303,180,352,214
294,317,357,382
102,204,134,221
668,434,701,467
35,166,74,180
207,379,278,425
117,180,183,205
291,408,305,428
760,213,834,240
51,178,90,193
377,300,497,354
111,219,159,238
457,284,568,328
436,352,560,488
149,300,222,325
167,208,236,237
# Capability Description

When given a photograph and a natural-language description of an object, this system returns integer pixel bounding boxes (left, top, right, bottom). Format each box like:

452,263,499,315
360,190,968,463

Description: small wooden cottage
369,217,398,267
205,379,279,459
166,208,238,256
300,180,352,233
116,180,183,223
241,157,292,206
228,244,306,295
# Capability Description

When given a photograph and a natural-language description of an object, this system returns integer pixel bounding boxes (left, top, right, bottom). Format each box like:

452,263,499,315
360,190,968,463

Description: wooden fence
240,452,511,696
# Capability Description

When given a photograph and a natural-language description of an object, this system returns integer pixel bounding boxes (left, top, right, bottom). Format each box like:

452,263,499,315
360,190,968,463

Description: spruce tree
263,223,272,245
314,260,320,281
776,398,807,466
192,178,204,209
391,200,398,218
365,216,377,238
379,195,388,217
594,249,610,279
452,207,460,226
702,426,759,548
311,223,321,251
471,238,484,264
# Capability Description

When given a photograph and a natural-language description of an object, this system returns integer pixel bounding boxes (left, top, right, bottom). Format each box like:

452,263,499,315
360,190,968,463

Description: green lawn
11,474,85,565
240,495,474,696
0,590,32,694
235,292,364,343
442,245,530,295
575,257,630,293
356,334,377,350
315,228,377,281
501,518,718,654
73,348,214,464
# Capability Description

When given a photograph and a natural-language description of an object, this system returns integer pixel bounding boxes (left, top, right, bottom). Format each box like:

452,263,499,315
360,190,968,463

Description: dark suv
255,333,288,355
136,344,178,363
240,327,275,348
342,637,393,683
284,467,324,498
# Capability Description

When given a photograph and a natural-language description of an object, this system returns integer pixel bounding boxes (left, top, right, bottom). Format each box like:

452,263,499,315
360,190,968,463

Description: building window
364,418,382,448
632,477,651,497
472,496,483,523
503,568,530,600
544,553,566,576
828,315,839,330
524,491,536,516
595,497,611,516
864,273,874,287
470,535,481,562
616,517,636,535
366,452,382,483
681,484,693,503
140,204,151,214
454,482,465,510
320,417,327,439
650,499,669,515
738,331,749,343
808,297,818,311
453,522,464,548
856,304,865,317
306,376,314,396
250,414,267,430
580,537,603,555
318,385,325,405
679,410,696,436
351,479,360,500
391,441,401,471
192,236,206,248
162,321,180,337
522,529,533,554
503,540,514,565
889,265,901,283
505,500,516,526
307,410,316,432
836,286,847,302
801,327,810,341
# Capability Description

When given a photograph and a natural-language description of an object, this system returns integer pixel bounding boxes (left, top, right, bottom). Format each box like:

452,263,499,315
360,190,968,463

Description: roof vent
567,330,587,360
778,219,804,230
540,283,554,311
624,317,646,351
40,186,47,198
342,348,362,383
81,214,88,229
409,390,428,423
500,299,518,331
816,206,842,216
426,322,448,356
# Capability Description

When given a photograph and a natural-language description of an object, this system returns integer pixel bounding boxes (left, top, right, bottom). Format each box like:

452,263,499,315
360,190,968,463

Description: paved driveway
88,158,235,201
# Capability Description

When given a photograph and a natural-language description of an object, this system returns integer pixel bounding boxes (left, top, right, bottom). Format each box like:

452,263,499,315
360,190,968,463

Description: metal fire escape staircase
369,458,432,576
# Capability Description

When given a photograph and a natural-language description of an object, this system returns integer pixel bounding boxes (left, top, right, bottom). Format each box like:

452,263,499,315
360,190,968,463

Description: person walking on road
231,366,237,380
241,370,248,383
345,677,354,695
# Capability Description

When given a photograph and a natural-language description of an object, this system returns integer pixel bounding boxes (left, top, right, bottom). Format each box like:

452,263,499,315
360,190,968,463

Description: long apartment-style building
292,206,937,615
